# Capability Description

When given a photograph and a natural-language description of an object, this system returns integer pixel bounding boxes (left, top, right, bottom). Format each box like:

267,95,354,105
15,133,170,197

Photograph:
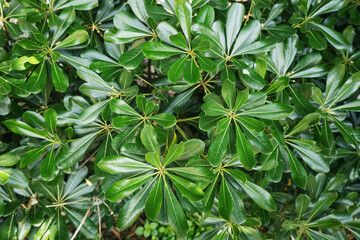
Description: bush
0,0,360,239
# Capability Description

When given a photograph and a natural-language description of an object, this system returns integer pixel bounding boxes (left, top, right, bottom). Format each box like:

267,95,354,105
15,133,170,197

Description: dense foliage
0,0,360,239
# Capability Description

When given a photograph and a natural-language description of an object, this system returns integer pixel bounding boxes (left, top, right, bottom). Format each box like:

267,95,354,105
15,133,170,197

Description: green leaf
265,1,287,24
196,55,216,73
142,42,184,60
201,102,228,116
113,115,140,128
196,5,214,27
241,126,272,154
286,147,307,189
55,30,89,49
50,53,68,92
234,88,249,111
168,56,187,83
287,113,320,136
236,116,265,132
3,119,49,140
232,39,276,56
324,64,345,104
237,180,277,211
331,116,357,146
235,123,255,170
44,108,57,135
290,143,329,173
208,119,230,166
117,180,153,231
221,67,236,109
77,67,113,91
105,173,153,201
128,0,149,23
0,77,10,96
20,145,48,167
174,0,192,41
110,99,141,117
291,53,325,78
27,59,47,93
307,218,342,229
168,173,204,201
140,125,160,153
231,20,261,56
168,166,214,185
170,33,188,49
266,76,289,95
79,100,110,125
56,132,97,169
0,170,9,185
164,179,189,240
306,29,327,50
40,148,57,181
118,45,144,70
310,0,345,17
218,177,233,221
145,179,162,220
52,7,76,44
312,86,324,106
177,139,205,160
149,113,177,128
18,38,43,50
226,3,245,50
315,24,350,50
295,194,311,218
243,103,293,120
329,71,360,105
308,192,338,221
0,168,28,188
260,147,279,171
0,152,19,167
266,25,296,42
145,151,161,169
235,60,265,90
282,220,299,230
289,86,317,115
98,155,153,174
106,11,152,44
320,118,334,148
183,58,200,84
226,169,247,183
163,87,196,113
333,100,360,112
164,142,185,166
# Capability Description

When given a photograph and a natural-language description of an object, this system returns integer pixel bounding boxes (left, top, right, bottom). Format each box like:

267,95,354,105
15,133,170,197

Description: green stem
177,116,200,122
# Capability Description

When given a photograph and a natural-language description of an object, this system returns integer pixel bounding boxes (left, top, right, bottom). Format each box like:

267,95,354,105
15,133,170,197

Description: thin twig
97,203,101,240
79,149,99,169
46,197,92,207
70,198,95,240
46,196,113,215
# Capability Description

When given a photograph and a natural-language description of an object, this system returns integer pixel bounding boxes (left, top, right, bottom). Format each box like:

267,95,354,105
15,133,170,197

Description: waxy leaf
140,125,160,153
168,173,204,201
164,180,189,240
105,173,153,201
142,42,184,60
218,177,233,221
145,179,162,220
243,103,293,120
286,147,307,189
98,155,153,174
175,0,192,41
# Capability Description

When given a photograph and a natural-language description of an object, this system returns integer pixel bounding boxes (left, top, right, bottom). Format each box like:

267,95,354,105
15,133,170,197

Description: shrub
0,0,360,239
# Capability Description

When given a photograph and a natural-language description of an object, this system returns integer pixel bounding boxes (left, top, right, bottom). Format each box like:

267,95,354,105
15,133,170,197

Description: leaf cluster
0,0,360,239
